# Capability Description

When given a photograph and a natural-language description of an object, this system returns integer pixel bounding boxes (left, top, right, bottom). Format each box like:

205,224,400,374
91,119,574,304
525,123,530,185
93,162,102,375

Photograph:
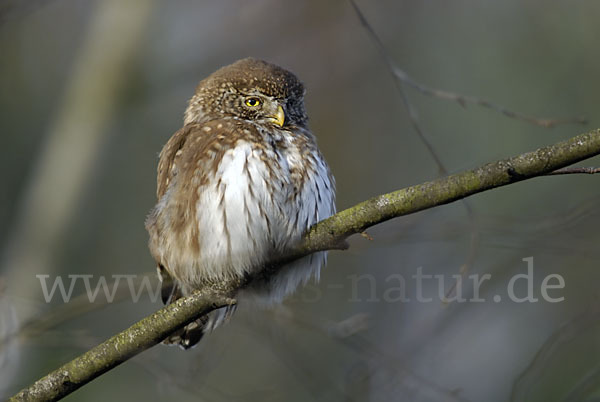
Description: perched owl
145,58,336,348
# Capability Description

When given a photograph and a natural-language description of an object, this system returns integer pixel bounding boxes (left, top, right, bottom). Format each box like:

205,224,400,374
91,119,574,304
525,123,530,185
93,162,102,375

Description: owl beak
268,105,285,127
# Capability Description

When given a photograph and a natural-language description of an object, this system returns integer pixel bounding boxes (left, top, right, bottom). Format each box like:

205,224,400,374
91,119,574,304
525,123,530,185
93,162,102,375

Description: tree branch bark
10,293,234,402
9,128,600,401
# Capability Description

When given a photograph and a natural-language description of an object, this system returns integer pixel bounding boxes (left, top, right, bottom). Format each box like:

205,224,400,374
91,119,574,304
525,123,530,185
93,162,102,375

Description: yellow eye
245,97,261,107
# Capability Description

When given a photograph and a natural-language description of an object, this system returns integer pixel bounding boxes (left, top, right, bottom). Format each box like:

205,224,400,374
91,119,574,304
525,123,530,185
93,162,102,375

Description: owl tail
158,265,235,349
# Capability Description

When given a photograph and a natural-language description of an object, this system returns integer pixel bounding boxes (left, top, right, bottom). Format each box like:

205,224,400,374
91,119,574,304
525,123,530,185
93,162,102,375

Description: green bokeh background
1,1,599,401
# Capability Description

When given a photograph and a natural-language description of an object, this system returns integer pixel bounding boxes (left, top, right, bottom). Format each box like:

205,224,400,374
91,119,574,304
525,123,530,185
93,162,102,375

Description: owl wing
149,122,229,349
150,124,193,302
156,125,191,200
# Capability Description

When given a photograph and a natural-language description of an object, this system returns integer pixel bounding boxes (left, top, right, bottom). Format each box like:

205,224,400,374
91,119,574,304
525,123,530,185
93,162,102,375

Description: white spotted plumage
153,124,335,303
145,58,335,347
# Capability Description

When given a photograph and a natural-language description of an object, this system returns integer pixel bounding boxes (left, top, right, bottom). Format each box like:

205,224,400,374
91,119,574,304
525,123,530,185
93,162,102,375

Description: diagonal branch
9,129,600,401
10,293,235,402
292,129,600,256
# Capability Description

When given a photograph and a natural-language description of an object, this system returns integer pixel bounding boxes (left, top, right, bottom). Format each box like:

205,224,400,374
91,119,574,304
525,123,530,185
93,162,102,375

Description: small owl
145,58,336,348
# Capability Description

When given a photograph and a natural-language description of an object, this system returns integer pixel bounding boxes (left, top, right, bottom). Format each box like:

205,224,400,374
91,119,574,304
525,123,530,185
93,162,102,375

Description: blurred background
1,0,599,401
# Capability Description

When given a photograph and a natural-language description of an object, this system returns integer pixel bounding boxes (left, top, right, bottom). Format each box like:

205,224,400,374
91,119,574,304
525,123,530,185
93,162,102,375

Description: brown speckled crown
198,58,305,99
184,58,308,127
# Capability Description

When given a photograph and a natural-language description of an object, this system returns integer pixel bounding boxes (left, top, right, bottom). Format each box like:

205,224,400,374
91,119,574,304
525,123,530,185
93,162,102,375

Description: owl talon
360,231,373,241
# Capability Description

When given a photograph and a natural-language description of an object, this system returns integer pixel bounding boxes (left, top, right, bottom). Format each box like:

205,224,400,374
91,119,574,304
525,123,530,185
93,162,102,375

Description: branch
9,293,234,402
291,129,600,257
9,129,600,401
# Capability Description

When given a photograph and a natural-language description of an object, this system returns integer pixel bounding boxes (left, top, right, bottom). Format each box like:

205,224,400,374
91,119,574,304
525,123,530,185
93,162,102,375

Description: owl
145,58,336,348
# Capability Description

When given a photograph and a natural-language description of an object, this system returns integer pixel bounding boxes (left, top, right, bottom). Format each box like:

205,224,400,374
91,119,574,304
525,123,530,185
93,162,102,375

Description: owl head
184,58,308,128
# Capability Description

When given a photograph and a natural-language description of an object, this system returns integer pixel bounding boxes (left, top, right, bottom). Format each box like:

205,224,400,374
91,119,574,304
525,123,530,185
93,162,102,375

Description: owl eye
244,97,262,107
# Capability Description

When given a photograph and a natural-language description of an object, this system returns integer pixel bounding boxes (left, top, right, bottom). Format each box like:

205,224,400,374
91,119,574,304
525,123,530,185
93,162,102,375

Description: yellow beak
268,105,285,127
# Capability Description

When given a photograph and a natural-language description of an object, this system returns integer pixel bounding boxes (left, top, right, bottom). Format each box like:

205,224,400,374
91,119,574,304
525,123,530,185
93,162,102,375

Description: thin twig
402,78,587,127
548,167,600,175
348,0,586,128
349,0,480,301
